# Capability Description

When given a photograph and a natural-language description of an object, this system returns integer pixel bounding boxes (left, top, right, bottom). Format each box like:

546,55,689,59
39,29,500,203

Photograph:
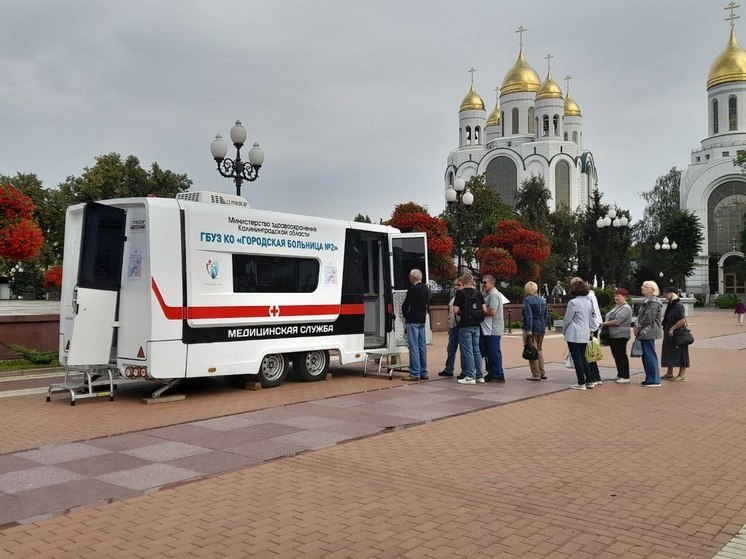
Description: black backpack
460,289,484,326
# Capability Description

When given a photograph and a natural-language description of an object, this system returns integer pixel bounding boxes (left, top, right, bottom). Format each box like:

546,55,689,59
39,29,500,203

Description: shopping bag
630,338,643,357
585,338,604,363
564,353,574,369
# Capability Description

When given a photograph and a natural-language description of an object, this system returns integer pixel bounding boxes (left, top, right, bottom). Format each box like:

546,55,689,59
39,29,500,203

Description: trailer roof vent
176,191,250,208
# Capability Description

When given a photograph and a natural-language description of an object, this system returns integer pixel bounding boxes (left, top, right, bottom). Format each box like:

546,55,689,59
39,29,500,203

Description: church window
553,114,560,136
501,112,505,136
466,126,472,146
713,99,719,134
459,127,463,146
542,115,549,136
475,126,481,145
485,156,518,207
729,96,737,131
706,154,710,160
512,108,519,134
572,131,578,143
723,151,730,157
696,156,701,162
708,181,746,261
555,160,571,209
564,132,568,141
528,107,535,134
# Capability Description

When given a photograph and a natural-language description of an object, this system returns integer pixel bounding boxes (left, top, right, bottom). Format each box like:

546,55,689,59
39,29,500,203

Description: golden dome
564,94,581,117
536,71,563,100
500,49,541,95
459,84,485,111
708,28,746,89
486,100,501,126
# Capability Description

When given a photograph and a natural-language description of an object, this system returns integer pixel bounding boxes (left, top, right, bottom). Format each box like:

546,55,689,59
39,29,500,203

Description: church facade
444,31,599,213
681,9,746,296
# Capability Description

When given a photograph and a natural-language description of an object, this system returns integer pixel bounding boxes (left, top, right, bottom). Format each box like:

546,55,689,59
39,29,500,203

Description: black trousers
608,337,630,379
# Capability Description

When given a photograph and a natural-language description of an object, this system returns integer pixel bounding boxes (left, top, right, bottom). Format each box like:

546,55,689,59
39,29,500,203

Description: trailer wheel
294,350,329,382
258,353,289,388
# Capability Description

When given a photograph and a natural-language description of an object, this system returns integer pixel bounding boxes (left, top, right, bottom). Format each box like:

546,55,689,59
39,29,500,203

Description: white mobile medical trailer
55,191,428,400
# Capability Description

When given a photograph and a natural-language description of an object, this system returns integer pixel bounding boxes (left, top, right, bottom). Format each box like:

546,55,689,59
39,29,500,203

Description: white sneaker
595,380,603,385
569,384,587,390
475,377,485,383
457,377,476,385
615,378,630,384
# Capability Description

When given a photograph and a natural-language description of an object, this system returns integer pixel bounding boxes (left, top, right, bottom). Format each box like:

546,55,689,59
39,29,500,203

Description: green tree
514,175,552,233
59,153,192,203
442,175,515,273
353,214,371,223
634,167,681,245
542,207,580,285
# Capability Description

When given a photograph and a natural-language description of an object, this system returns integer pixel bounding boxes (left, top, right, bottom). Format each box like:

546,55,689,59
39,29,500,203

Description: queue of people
405,274,692,389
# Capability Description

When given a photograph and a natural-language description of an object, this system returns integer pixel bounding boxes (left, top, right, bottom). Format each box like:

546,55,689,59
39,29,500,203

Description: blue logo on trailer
206,259,219,279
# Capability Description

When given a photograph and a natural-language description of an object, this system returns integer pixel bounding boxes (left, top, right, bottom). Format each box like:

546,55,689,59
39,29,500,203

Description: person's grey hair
524,281,538,295
482,274,495,285
642,280,660,296
409,269,422,281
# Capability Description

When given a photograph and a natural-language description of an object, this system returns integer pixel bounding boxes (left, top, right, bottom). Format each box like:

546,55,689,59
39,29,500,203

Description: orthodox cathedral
444,28,598,212
681,4,746,295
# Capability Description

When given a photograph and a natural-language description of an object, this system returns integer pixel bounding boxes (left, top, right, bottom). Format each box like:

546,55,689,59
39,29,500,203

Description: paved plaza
0,308,744,558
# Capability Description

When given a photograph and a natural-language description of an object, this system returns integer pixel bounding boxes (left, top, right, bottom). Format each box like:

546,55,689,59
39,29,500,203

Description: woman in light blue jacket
634,280,663,386
563,280,594,390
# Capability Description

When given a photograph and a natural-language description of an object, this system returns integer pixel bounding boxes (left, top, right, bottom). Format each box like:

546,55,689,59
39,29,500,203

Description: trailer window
232,255,319,293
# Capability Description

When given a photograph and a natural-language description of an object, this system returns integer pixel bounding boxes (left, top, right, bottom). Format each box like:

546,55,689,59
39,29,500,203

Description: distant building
681,5,746,295
445,28,599,212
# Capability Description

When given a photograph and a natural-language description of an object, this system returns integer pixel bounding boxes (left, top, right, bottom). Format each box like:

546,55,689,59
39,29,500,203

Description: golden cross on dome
725,1,741,30
494,86,499,100
515,25,527,48
468,67,477,85
564,75,573,93
545,53,554,72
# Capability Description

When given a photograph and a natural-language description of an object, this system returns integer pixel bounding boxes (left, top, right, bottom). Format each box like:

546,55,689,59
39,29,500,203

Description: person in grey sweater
600,288,633,383
634,280,663,387
563,280,594,390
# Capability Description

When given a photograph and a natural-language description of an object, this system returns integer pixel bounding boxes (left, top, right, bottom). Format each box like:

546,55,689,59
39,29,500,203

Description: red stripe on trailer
152,279,363,320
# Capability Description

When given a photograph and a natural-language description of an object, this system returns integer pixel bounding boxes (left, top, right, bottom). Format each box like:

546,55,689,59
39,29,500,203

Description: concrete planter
553,319,564,332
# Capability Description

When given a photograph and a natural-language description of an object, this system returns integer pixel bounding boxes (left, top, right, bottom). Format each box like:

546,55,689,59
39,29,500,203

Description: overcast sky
0,1,736,224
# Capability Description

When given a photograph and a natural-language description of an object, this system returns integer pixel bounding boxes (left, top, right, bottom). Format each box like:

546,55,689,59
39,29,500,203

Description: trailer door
66,202,126,366
388,233,429,348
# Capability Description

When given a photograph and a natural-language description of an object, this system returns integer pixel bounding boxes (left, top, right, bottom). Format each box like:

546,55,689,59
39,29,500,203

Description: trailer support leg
151,379,181,399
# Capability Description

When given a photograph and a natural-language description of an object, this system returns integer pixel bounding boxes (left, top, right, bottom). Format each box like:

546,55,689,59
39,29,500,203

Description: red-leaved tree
476,219,550,282
43,265,63,289
0,183,44,261
385,202,454,283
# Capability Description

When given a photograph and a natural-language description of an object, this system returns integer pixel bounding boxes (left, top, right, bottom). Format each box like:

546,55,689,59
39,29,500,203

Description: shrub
6,343,57,364
714,293,738,309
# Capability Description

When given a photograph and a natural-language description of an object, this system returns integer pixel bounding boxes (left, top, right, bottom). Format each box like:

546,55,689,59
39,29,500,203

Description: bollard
507,308,512,333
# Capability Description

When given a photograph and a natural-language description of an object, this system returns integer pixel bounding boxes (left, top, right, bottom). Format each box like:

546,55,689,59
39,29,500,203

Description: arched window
475,126,481,145
542,115,549,136
528,107,535,134
485,156,518,207
572,131,578,144
501,111,505,136
708,181,746,256
555,160,571,209
564,132,568,140
511,108,519,134
729,96,737,131
553,114,560,136
713,99,719,135
466,126,472,146
459,127,463,146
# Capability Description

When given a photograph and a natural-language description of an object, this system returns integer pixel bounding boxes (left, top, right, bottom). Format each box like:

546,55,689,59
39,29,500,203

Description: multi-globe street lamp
10,262,23,299
210,120,265,197
596,209,629,229
655,236,678,285
445,177,474,275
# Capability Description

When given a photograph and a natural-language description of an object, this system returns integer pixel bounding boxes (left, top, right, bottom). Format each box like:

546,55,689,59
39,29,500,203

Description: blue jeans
483,335,503,379
567,341,591,385
406,322,427,377
458,325,482,379
443,328,461,374
640,339,660,383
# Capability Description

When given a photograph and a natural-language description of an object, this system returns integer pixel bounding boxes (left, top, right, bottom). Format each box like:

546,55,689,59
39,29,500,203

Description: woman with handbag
522,281,547,381
661,286,690,381
600,288,633,383
634,281,664,387
564,280,594,390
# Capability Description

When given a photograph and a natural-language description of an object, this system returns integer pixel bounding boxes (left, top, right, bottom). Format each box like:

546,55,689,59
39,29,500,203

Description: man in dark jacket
401,269,429,381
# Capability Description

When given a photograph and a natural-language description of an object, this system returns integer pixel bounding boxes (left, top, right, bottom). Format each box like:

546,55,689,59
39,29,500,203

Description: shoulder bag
672,318,694,347
522,341,539,361
599,325,610,346
630,337,643,357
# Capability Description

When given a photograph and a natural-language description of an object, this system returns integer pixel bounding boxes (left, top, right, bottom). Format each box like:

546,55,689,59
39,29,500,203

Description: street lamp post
445,177,474,275
10,262,23,299
596,208,629,286
655,236,678,285
210,120,265,197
